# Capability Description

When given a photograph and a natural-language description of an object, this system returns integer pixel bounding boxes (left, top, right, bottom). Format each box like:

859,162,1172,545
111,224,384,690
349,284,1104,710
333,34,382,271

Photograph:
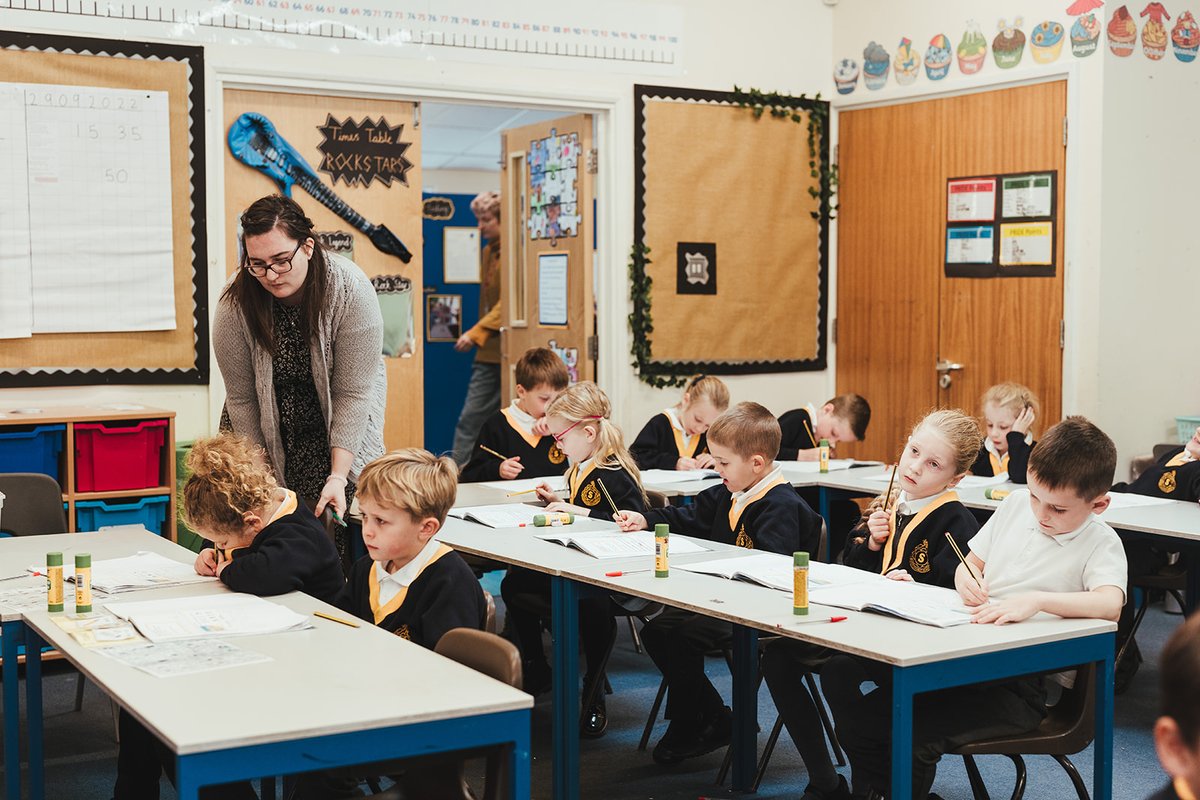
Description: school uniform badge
909,538,932,573
548,443,566,465
395,624,411,640
581,481,602,507
1159,470,1178,493
735,526,754,549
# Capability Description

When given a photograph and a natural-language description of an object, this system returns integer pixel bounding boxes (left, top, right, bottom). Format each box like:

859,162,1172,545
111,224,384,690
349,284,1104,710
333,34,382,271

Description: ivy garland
629,87,835,389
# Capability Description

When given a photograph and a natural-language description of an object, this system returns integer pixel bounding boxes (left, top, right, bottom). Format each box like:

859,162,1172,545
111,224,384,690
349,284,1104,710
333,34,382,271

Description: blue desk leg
25,627,44,800
1094,652,1114,800
890,665,914,800
2,621,22,800
818,487,833,562
550,576,580,800
730,624,758,790
508,709,533,799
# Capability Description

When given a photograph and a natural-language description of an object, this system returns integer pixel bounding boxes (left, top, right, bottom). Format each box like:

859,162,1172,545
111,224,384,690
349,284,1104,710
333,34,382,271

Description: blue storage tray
75,496,169,536
0,424,65,482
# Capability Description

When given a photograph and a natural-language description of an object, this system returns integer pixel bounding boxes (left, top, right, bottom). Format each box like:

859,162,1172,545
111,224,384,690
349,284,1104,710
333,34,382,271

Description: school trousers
500,566,616,680
640,608,732,721
113,709,258,800
821,654,1046,798
760,638,841,789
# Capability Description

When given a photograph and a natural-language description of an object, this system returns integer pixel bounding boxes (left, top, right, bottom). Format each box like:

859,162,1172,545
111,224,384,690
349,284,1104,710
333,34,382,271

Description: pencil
596,478,621,521
883,461,899,511
314,610,361,628
506,487,540,497
479,444,509,460
803,419,817,449
944,532,984,586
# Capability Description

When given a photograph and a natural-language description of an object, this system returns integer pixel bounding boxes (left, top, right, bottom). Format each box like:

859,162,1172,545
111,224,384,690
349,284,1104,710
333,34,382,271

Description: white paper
776,460,856,475
946,226,994,264
677,552,881,593
955,474,1012,488
30,551,217,594
6,83,176,334
999,222,1053,267
0,86,33,340
536,529,709,559
0,584,101,614
1001,174,1053,218
946,178,996,222
810,579,974,628
103,593,312,642
442,226,481,283
1106,492,1176,509
100,639,273,678
478,476,567,493
537,252,569,326
447,503,549,528
638,468,720,485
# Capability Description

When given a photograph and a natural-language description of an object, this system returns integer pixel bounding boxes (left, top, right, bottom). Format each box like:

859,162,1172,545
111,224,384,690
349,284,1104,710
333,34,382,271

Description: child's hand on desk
676,456,698,470
970,593,1039,625
885,569,914,582
1013,405,1036,435
535,482,562,505
546,501,588,516
956,565,989,607
693,453,715,469
194,548,219,577
866,510,891,551
499,456,525,480
615,511,647,532
796,448,819,462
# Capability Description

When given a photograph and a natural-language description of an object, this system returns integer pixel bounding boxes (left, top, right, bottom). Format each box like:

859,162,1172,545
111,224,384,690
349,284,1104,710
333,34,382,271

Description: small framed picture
426,294,463,342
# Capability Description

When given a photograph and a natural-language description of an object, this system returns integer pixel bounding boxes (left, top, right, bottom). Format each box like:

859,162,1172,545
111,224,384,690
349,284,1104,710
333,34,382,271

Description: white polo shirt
968,488,1128,603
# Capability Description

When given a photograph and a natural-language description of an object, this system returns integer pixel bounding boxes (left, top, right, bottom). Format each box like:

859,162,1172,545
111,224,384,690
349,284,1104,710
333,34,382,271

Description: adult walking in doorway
214,194,386,549
452,191,503,465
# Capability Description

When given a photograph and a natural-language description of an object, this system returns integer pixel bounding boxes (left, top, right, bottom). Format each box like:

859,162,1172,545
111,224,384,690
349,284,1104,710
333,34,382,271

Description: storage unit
0,406,176,539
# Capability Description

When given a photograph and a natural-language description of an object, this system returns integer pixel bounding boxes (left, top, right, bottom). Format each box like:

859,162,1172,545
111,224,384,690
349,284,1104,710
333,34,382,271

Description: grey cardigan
213,252,387,483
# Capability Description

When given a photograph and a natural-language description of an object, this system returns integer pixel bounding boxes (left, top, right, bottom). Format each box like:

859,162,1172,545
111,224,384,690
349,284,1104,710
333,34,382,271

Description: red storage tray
74,419,169,492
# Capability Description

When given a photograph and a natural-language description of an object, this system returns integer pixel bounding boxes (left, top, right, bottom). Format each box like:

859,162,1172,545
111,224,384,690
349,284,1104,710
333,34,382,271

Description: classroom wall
424,169,500,196
0,1,837,445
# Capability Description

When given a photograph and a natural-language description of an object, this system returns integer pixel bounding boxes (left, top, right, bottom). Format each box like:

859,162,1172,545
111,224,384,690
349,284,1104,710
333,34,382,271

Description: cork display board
634,85,829,375
222,89,424,450
0,31,207,386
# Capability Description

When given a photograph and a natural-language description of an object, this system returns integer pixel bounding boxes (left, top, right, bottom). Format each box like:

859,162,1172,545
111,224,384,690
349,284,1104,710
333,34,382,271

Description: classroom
0,0,1197,798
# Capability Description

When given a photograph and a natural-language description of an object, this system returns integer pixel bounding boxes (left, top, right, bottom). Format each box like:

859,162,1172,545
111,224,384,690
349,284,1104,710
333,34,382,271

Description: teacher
214,194,386,537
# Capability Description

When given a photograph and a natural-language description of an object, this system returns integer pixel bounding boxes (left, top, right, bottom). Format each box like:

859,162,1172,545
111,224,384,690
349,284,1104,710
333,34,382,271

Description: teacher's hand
315,475,348,520
454,334,476,352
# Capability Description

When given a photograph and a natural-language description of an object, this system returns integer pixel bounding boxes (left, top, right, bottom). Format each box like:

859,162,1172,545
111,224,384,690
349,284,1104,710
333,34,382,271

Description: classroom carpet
0,592,1176,799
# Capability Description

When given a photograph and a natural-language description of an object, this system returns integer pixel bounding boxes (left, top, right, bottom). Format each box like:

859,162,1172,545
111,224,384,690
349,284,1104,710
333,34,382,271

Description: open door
499,114,595,402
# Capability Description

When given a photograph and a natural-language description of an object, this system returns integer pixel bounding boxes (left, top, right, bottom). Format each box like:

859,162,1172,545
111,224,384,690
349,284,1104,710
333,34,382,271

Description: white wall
423,169,500,196
1,1,837,442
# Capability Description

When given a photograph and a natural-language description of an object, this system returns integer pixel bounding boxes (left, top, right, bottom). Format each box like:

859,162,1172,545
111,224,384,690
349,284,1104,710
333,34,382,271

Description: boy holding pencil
824,416,1127,799
460,347,570,482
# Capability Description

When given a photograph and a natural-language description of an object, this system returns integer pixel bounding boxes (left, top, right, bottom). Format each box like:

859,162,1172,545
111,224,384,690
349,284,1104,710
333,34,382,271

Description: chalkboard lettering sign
317,114,414,188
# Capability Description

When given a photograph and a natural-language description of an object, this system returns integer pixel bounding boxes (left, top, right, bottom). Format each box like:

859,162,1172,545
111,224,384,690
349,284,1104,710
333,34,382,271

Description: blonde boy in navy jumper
824,416,1127,799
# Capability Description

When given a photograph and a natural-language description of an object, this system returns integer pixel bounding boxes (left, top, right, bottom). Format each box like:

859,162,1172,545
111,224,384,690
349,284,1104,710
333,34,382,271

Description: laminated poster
947,178,996,222
1000,222,1054,266
538,253,569,327
1001,174,1054,218
946,226,995,264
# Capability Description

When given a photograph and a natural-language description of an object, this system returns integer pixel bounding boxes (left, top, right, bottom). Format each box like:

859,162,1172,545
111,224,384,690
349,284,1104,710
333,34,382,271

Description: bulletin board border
0,29,209,388
633,84,830,379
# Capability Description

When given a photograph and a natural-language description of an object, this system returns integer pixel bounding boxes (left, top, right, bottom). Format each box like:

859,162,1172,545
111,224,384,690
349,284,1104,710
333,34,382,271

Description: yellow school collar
1176,777,1198,800
267,489,298,525
502,405,542,449
567,459,602,503
881,491,960,574
663,410,701,458
988,451,1010,476
728,469,788,532
367,543,454,625
1166,450,1195,468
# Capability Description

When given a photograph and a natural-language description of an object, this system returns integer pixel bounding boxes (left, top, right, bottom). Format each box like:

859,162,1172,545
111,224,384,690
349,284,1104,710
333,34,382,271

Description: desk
1,530,532,800
436,516,1115,800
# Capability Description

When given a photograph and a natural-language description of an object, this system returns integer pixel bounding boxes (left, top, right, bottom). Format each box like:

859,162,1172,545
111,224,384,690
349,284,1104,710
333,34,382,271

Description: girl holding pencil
501,382,649,737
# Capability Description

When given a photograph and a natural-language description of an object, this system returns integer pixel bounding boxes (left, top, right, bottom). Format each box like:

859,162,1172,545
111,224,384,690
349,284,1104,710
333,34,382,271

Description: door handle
936,360,964,389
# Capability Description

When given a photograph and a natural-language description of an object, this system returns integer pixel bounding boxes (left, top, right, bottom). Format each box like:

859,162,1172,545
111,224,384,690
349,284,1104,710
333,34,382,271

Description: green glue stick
985,488,1010,500
793,552,809,615
654,523,670,577
75,553,92,614
818,439,830,473
534,512,575,526
46,551,64,612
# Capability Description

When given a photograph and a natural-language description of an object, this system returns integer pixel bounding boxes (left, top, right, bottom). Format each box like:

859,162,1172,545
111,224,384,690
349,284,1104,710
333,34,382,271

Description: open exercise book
447,503,547,528
676,553,879,593
535,529,710,560
103,593,312,642
638,468,720,484
776,459,859,475
29,551,218,594
479,476,567,493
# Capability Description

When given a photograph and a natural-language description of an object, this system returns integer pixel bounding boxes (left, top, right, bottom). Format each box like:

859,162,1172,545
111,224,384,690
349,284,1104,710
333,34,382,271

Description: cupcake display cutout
1141,2,1170,59
1031,20,1066,62
863,41,890,90
1172,10,1199,61
957,20,988,73
1108,5,1137,55
1067,0,1105,57
925,34,953,79
834,58,860,95
994,17,1027,68
894,37,920,85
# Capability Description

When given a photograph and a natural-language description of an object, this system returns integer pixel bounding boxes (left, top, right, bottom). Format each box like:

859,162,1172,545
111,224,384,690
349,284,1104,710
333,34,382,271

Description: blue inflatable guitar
228,112,413,263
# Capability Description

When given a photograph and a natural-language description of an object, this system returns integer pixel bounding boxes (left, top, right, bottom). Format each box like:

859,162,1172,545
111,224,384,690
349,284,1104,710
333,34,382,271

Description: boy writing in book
460,346,570,482
778,393,871,461
293,448,487,799
1148,612,1200,800
824,416,1127,799
616,402,823,765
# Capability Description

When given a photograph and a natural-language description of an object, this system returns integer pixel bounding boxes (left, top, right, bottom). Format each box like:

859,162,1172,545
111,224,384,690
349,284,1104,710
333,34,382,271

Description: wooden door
499,114,595,403
223,89,423,449
836,82,1066,462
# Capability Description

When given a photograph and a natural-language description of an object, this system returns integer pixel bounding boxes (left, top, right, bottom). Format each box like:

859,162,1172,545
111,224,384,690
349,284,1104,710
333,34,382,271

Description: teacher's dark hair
222,194,330,351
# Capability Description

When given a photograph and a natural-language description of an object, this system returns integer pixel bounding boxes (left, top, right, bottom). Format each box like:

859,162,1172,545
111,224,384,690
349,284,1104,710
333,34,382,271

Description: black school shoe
1114,638,1143,695
581,694,607,738
651,706,732,764
801,774,851,800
